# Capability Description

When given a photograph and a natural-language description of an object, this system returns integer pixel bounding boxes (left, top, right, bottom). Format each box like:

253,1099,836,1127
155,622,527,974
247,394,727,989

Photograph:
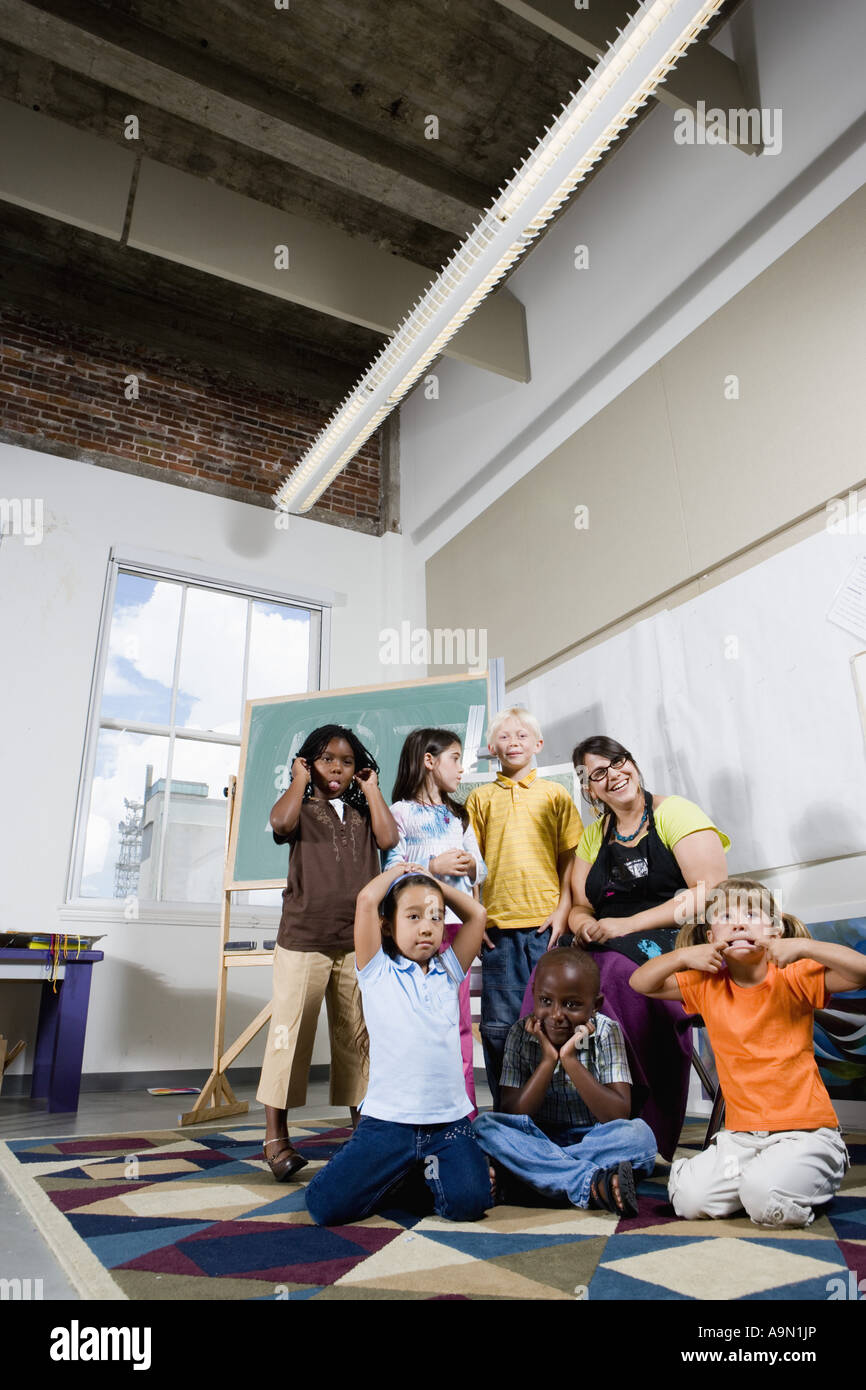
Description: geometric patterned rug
1,1121,864,1300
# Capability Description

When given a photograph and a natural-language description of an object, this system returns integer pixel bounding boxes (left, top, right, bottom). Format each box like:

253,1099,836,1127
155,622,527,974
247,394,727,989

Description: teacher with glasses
569,735,729,1158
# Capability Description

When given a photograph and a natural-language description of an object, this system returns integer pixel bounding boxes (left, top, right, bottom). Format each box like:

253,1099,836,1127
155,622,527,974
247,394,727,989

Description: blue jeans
481,925,552,1105
474,1111,657,1207
305,1114,490,1226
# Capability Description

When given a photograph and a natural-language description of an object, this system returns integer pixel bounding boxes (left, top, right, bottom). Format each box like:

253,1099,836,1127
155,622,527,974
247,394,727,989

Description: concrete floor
0,1078,493,1301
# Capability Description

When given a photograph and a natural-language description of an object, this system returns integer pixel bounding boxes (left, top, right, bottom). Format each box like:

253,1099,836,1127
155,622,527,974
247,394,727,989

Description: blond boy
466,708,583,1102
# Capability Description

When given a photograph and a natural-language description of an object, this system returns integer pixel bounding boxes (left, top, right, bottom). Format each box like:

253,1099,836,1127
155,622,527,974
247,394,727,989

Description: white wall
509,521,866,925
0,446,426,1079
425,178,866,684
400,0,866,558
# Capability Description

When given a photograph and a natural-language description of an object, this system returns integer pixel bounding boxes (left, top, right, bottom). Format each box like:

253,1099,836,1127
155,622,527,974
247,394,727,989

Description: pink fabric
443,923,477,1117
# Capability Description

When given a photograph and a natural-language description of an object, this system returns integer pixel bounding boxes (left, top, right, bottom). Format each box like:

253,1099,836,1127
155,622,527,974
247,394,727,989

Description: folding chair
688,1016,726,1148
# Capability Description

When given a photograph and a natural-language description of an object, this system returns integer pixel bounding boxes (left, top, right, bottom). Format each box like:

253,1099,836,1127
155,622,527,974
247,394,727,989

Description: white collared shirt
357,946,470,1124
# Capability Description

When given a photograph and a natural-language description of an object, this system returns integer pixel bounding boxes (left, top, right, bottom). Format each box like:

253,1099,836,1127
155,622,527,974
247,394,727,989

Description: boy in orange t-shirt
630,877,865,1228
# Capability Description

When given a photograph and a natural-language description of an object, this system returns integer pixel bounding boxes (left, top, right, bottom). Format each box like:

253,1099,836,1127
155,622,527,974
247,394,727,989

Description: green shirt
576,794,730,864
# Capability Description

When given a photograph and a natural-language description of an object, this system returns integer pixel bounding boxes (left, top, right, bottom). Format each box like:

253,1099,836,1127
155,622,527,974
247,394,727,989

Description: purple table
0,948,104,1113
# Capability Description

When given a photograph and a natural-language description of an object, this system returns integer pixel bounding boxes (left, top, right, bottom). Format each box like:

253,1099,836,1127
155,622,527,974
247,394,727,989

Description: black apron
584,791,685,964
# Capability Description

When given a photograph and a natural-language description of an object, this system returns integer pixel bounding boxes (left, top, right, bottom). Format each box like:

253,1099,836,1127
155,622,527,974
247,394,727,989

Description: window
70,562,323,908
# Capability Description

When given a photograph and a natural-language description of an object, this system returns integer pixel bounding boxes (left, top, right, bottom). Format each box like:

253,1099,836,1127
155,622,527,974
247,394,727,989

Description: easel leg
181,884,251,1125
179,778,279,1127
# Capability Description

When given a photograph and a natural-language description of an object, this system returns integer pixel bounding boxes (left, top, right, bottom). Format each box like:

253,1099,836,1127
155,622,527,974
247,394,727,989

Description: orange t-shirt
676,959,837,1133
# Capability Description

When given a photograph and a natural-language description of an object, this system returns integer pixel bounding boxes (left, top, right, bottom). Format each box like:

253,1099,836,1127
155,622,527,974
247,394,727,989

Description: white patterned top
385,799,488,924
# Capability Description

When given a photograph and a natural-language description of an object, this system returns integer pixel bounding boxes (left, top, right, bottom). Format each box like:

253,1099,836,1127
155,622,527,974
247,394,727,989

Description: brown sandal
588,1162,639,1217
263,1137,309,1183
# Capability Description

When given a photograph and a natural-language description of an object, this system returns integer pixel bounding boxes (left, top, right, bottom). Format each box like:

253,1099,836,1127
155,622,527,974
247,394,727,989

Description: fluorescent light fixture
274,0,724,514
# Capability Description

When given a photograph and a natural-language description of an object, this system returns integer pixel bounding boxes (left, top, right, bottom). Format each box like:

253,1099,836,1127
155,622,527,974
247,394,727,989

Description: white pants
668,1128,848,1228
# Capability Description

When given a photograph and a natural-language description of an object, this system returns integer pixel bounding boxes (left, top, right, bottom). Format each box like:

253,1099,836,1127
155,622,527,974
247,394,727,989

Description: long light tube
274,0,725,513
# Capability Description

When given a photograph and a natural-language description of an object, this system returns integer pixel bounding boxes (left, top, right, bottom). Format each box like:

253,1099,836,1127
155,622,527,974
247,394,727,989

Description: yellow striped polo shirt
466,770,583,930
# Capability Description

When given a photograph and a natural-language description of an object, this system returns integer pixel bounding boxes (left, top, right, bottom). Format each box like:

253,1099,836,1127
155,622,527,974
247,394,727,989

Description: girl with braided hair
257,725,398,1180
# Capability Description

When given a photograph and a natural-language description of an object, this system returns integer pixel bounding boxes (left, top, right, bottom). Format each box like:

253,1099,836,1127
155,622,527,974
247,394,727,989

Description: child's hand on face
354,767,379,794
559,1019,595,1060
763,936,805,968
291,756,311,786
682,942,727,974
525,1015,560,1064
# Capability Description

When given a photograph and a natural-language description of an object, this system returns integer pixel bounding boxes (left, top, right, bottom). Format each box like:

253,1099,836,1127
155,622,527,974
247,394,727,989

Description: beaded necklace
613,804,648,843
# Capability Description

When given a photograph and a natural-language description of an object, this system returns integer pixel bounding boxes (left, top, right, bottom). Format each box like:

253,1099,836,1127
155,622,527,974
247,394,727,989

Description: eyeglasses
585,754,628,785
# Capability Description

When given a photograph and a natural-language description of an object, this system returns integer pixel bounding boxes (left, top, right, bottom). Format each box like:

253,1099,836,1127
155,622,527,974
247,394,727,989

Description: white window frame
62,548,331,926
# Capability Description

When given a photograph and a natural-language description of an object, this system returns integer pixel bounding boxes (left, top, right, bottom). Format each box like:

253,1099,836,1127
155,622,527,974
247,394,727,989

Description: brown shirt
275,798,380,953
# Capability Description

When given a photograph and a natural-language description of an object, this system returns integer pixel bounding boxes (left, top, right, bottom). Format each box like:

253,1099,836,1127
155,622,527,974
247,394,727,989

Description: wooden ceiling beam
0,99,529,381
128,158,530,382
491,0,759,152
1,0,491,234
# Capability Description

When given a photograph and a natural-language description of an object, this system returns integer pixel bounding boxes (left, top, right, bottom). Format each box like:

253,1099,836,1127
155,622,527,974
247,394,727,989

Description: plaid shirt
500,1011,632,1129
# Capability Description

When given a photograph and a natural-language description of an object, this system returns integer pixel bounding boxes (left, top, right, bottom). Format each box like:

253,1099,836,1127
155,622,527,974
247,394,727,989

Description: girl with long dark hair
305,864,490,1226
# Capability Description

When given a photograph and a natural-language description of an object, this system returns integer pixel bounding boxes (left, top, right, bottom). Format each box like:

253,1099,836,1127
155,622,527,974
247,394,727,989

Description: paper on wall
828,555,866,642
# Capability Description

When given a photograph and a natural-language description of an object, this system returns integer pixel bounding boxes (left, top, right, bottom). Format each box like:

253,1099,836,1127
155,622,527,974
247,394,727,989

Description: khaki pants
668,1127,848,1227
256,945,367,1110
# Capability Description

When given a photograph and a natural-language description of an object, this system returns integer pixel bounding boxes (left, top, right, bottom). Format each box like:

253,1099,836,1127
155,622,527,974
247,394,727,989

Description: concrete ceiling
0,0,749,408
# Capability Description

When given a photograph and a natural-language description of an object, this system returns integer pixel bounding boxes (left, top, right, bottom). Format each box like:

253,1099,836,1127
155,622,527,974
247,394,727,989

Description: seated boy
473,948,657,1214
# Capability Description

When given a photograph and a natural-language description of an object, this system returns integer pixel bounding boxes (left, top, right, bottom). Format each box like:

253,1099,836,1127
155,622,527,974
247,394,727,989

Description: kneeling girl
305,864,491,1225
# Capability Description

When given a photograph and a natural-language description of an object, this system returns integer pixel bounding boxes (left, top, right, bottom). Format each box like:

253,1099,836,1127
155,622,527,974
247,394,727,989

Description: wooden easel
180,776,277,1126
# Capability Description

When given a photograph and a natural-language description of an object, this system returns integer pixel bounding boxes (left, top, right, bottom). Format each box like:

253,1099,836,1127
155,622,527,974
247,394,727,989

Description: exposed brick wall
0,306,382,529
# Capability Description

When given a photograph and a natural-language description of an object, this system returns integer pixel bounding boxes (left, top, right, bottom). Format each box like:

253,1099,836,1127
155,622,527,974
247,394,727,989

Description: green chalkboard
227,673,490,887
452,763,581,810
